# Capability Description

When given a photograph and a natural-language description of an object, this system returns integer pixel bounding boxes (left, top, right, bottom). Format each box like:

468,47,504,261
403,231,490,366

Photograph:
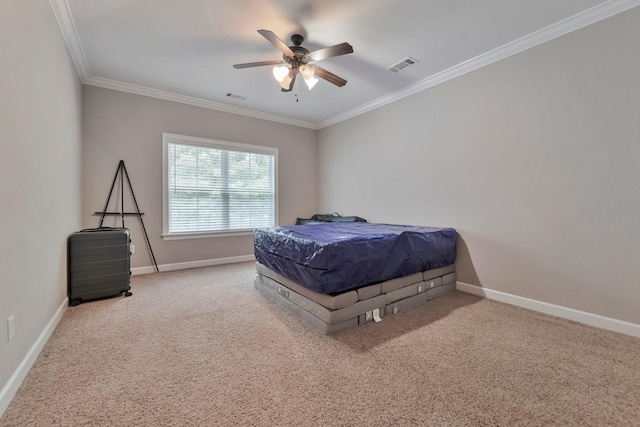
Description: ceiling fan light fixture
299,64,315,80
272,65,290,82
278,74,292,89
279,71,297,92
299,64,318,90
303,76,318,90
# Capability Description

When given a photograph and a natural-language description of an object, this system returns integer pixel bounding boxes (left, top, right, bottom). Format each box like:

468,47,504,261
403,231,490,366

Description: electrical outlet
130,244,135,254
365,311,373,321
7,315,15,342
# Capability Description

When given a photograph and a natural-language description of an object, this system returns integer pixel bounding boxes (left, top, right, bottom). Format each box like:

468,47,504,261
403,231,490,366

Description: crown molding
50,0,639,130
317,0,640,129
49,0,90,81
48,0,317,129
84,76,319,129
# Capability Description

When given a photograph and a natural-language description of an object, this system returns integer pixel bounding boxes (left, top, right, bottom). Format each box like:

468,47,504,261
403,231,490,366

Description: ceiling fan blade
258,29,294,57
314,66,347,87
233,60,284,69
308,42,353,62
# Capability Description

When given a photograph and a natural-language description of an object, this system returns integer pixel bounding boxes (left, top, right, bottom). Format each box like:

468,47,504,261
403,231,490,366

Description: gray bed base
254,262,456,334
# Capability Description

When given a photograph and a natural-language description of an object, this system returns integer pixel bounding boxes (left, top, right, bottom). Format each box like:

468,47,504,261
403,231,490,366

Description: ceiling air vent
388,56,420,73
225,92,247,101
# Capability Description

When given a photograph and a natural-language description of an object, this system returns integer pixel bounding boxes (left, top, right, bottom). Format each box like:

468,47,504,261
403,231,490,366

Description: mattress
254,222,457,294
255,262,457,334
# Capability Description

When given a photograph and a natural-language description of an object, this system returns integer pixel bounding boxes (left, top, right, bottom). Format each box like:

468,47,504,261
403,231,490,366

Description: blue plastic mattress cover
254,222,456,294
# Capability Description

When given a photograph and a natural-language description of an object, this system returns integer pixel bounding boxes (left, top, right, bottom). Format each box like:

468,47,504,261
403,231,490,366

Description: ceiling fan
233,30,353,92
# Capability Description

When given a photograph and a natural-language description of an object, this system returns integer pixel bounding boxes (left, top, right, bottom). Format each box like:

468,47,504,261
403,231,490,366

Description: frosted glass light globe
272,66,290,82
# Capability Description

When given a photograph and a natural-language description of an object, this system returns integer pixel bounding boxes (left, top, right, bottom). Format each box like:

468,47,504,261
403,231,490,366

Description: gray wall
0,1,82,397
82,86,318,268
318,8,640,324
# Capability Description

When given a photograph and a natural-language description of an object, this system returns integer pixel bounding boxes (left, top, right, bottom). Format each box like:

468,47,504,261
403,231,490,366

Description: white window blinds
164,135,276,236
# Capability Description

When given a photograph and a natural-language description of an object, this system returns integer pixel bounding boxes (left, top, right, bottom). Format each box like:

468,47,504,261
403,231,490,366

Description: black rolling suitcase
68,227,132,306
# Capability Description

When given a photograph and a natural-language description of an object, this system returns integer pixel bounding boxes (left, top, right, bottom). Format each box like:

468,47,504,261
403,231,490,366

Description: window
162,133,277,239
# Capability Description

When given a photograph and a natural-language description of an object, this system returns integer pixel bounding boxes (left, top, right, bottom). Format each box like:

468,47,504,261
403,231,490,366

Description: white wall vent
225,93,247,101
388,57,420,73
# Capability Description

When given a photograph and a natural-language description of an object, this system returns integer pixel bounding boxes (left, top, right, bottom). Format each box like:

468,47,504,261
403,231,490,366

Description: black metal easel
95,160,159,272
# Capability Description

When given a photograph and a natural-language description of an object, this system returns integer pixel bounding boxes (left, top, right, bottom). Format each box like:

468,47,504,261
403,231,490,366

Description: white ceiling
53,0,639,129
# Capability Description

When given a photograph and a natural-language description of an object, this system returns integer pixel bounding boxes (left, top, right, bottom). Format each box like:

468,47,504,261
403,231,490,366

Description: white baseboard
456,281,640,338
0,297,68,417
131,254,256,275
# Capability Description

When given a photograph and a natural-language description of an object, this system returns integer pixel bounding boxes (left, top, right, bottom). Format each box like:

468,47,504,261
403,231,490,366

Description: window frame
161,132,278,240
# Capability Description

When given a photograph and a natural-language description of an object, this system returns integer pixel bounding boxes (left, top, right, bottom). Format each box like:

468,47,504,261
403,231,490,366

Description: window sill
161,230,255,240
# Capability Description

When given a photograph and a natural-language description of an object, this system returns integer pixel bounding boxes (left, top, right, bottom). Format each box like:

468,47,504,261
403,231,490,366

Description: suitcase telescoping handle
79,227,128,232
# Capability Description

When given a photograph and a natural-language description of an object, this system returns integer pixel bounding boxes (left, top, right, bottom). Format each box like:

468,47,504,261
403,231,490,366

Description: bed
254,222,457,334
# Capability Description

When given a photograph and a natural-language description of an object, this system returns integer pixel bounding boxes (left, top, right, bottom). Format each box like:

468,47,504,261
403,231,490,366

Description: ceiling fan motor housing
284,35,311,65
291,34,304,46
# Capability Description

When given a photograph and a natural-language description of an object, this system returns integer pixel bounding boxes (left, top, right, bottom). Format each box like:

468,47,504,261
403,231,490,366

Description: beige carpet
1,261,639,426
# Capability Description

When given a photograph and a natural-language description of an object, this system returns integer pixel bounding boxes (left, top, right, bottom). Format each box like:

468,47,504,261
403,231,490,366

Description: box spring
254,262,456,334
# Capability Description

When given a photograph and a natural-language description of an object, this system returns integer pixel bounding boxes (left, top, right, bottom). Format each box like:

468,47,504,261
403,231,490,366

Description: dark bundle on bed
295,212,367,225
